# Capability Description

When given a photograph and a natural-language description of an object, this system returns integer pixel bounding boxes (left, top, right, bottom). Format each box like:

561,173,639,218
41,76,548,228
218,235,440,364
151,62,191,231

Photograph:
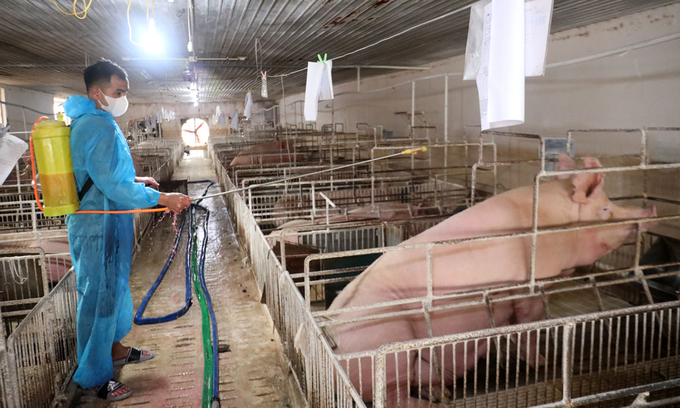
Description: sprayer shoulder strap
78,177,94,201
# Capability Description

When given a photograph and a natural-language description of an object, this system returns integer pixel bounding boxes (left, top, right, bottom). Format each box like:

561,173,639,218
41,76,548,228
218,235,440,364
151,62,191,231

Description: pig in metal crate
315,128,680,407
211,127,680,407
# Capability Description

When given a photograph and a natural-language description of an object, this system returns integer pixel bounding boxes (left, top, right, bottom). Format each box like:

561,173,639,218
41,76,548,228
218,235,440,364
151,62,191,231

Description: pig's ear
557,154,576,170
583,156,603,169
556,154,576,180
571,157,605,204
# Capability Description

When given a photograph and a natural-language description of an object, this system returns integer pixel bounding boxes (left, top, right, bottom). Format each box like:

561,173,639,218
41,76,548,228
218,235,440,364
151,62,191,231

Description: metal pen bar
196,147,426,200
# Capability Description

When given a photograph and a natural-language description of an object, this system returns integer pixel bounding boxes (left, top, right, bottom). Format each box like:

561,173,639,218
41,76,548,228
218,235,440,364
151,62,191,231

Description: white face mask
97,88,129,117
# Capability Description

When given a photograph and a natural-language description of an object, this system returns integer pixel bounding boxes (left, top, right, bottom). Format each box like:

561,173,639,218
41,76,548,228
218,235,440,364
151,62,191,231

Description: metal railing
0,269,77,408
210,140,366,407
0,138,184,407
210,126,680,407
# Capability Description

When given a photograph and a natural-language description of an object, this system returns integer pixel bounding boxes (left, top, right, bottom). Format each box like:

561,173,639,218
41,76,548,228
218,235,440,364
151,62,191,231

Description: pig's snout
622,205,657,232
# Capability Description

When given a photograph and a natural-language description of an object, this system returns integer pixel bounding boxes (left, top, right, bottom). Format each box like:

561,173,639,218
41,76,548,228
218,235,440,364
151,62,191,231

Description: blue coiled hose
134,212,192,325
133,180,221,406
134,181,215,325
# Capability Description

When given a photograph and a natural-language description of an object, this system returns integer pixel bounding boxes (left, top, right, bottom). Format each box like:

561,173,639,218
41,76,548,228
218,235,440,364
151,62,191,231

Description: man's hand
159,193,192,213
136,176,160,189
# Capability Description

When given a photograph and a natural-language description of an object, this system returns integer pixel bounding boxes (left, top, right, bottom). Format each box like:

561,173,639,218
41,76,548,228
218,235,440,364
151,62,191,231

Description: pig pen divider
325,128,680,406
210,125,680,406
305,210,679,323
209,140,367,407
0,138,183,407
0,268,77,408
368,301,680,407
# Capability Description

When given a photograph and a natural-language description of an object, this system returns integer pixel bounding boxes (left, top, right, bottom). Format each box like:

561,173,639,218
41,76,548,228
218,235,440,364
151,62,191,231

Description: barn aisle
71,149,303,407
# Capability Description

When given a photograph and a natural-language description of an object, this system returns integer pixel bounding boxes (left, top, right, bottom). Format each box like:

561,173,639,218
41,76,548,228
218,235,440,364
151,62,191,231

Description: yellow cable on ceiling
49,0,92,20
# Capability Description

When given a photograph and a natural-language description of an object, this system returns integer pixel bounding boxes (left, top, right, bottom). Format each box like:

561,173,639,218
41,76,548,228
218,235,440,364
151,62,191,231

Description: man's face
93,75,129,109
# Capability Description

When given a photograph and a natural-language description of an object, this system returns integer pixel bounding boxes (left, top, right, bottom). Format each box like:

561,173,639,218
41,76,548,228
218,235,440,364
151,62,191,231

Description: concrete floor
71,150,304,407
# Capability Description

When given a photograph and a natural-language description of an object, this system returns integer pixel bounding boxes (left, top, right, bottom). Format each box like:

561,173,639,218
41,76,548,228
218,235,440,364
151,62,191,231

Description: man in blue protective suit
63,59,192,402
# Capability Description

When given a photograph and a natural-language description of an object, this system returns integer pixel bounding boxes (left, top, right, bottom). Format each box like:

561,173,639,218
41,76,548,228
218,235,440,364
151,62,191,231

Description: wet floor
71,149,304,407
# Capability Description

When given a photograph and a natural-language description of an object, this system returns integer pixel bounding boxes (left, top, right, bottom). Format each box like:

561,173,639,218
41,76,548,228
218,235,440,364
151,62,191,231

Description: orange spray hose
30,117,171,214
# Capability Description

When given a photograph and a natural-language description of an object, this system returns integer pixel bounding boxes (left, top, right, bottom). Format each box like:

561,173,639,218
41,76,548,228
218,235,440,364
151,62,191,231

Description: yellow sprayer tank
32,119,79,216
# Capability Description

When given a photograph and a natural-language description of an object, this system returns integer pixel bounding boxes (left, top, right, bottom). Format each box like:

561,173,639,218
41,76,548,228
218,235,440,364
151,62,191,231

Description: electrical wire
49,0,92,20
127,0,143,46
255,38,264,75
271,3,473,78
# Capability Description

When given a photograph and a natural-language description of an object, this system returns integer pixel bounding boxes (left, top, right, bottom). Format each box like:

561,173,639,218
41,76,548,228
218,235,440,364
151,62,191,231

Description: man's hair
83,59,128,93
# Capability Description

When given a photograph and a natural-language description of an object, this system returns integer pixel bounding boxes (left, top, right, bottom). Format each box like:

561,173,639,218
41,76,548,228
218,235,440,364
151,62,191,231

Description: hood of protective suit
63,95,111,120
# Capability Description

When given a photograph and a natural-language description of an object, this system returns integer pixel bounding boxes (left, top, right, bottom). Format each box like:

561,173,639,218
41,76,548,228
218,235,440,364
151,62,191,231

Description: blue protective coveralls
63,95,161,388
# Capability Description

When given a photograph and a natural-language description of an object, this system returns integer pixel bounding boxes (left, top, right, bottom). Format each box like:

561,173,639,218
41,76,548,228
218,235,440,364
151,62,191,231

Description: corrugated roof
0,0,677,103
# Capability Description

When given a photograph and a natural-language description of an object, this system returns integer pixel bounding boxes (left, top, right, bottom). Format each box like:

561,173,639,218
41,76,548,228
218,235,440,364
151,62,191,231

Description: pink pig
229,140,305,166
327,155,656,406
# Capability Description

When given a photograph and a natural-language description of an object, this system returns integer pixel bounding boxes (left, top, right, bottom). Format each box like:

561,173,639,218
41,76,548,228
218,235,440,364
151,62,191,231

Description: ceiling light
141,18,164,54
237,56,247,61
187,41,193,53
193,101,198,107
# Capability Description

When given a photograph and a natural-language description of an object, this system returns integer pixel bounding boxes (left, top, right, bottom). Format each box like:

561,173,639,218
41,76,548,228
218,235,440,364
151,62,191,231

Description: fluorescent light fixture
193,101,198,107
141,18,164,54
187,41,194,53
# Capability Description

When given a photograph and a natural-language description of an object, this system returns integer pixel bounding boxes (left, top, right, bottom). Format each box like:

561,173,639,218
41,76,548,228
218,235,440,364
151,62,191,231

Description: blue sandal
113,347,154,366
90,379,132,402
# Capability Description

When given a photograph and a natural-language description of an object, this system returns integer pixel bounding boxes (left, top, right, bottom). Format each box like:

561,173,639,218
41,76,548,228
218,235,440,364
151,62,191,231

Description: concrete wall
278,3,680,197
0,84,55,132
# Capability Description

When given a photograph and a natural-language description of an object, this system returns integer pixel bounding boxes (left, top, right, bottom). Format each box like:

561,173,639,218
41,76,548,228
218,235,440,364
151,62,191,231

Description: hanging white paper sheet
465,0,553,79
487,0,525,129
476,3,492,130
230,111,240,130
0,134,28,185
244,91,253,119
524,0,553,76
304,60,334,122
261,72,268,99
463,0,491,80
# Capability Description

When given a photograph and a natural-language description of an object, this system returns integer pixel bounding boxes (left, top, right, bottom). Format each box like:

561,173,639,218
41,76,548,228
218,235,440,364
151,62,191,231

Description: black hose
134,212,192,325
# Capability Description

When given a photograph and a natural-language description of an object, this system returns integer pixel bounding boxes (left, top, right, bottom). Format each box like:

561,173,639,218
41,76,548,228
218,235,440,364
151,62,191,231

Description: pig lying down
326,156,656,406
267,202,425,242
229,140,306,166
0,237,72,283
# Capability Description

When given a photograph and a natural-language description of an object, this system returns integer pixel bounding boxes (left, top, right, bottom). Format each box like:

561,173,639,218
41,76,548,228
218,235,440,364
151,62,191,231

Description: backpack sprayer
29,116,170,215
29,116,427,215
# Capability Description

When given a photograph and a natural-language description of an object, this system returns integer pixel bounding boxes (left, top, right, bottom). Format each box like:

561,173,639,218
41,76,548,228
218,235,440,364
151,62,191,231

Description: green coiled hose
191,225,214,407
